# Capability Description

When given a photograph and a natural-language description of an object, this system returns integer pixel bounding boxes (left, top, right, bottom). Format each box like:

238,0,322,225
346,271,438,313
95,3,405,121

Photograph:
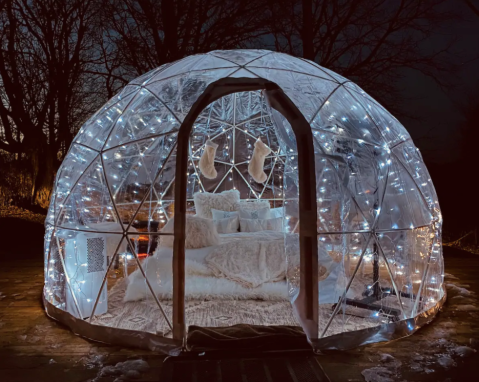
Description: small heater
64,233,108,319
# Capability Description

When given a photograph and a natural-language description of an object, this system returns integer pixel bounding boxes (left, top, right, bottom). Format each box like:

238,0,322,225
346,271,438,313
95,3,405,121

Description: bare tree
0,0,103,208
98,0,269,88
265,0,457,113
463,0,479,18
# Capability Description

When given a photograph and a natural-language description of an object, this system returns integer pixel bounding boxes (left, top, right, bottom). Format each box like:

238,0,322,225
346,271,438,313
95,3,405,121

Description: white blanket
124,231,289,302
206,238,285,288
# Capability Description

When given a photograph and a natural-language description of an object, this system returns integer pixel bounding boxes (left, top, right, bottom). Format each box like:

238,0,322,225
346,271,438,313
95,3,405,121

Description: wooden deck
0,247,478,381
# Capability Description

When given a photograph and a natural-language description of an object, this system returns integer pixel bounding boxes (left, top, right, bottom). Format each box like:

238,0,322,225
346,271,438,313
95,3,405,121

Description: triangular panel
209,49,271,66
247,53,336,82
247,67,340,123
104,89,180,148
54,144,98,221
346,87,410,148
103,134,177,225
377,156,433,230
56,158,123,232
75,91,138,151
392,143,439,214
310,86,385,146
313,131,389,230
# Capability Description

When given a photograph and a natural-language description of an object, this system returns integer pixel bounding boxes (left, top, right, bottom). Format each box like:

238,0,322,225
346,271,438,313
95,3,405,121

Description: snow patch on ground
360,273,479,381
93,359,150,382
361,367,395,382
446,283,474,297
453,304,478,311
444,273,459,280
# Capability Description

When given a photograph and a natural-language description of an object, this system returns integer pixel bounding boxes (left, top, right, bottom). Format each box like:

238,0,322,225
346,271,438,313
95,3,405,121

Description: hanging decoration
199,139,219,179
248,137,271,183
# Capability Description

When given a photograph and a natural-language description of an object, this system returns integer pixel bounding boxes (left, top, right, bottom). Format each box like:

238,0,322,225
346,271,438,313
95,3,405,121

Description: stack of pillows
159,190,284,249
193,189,283,234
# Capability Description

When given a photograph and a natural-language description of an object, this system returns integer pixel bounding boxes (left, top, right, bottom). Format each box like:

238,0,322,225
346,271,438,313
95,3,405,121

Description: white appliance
64,232,108,319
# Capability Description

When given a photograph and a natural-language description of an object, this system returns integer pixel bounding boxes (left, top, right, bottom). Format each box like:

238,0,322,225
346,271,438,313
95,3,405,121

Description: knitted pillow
193,189,240,219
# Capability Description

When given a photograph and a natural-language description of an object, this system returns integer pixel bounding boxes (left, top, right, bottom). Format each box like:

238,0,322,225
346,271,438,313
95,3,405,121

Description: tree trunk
31,145,54,210
302,0,315,60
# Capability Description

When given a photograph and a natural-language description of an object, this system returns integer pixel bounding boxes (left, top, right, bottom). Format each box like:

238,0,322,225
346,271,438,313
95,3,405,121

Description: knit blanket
206,238,285,288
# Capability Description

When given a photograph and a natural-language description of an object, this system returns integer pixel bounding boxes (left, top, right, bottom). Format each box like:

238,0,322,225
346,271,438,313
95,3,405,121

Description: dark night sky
397,0,479,164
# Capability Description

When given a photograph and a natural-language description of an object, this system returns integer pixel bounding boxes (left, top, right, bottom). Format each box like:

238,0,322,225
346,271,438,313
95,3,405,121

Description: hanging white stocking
248,137,271,183
199,139,218,179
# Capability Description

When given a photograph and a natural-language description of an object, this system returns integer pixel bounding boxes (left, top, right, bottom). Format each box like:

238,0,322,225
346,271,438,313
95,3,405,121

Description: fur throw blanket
206,238,285,288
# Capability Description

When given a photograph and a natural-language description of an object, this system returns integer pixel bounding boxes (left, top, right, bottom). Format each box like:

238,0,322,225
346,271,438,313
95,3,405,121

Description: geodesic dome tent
44,49,444,354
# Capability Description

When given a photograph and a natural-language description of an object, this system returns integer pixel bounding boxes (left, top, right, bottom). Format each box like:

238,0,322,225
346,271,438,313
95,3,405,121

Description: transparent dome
44,50,444,353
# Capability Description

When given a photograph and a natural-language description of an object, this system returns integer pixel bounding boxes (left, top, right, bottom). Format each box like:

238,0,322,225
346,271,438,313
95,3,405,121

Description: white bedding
124,231,289,302
123,231,352,304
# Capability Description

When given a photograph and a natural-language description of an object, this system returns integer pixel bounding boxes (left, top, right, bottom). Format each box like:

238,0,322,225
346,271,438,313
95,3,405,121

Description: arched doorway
172,77,319,345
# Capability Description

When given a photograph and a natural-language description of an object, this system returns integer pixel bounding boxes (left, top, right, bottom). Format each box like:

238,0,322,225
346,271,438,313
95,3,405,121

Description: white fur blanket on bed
124,231,289,302
206,239,285,288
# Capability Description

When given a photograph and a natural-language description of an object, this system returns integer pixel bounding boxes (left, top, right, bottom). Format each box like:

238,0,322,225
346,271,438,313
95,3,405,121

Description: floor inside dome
89,273,412,340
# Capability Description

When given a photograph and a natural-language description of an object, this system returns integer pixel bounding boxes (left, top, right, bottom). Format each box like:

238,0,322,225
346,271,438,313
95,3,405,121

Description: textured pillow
160,215,220,249
234,200,270,211
211,208,239,220
193,189,240,219
240,217,283,232
239,206,271,220
214,215,240,234
270,207,284,218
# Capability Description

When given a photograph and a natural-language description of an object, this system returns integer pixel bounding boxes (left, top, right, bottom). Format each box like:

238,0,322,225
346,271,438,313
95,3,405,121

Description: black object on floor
159,350,331,382
187,324,310,352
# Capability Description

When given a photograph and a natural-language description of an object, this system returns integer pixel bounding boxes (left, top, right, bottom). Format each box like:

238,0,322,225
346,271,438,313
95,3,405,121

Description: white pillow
240,217,283,232
270,207,284,218
160,215,219,249
234,200,270,211
193,189,240,219
214,215,240,234
239,206,271,220
211,208,239,220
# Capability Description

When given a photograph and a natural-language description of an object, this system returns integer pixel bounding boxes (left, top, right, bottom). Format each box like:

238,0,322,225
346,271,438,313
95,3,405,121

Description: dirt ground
0,215,478,382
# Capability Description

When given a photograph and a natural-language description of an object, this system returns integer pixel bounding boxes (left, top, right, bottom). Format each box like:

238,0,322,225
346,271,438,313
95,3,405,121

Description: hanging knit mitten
248,137,271,183
199,139,219,179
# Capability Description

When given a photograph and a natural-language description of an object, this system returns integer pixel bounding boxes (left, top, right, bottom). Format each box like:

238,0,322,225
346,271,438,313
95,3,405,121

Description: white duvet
124,231,290,302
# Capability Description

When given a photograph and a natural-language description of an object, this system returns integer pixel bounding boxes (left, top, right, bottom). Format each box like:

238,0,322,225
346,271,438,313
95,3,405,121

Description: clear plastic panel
57,157,122,232
392,142,439,215
210,49,270,66
129,65,167,86
377,156,433,230
247,67,340,123
346,85,411,148
418,229,444,314
319,233,399,337
145,68,238,122
89,232,174,337
310,86,385,146
51,228,123,319
376,226,435,318
246,53,337,82
75,91,138,151
148,55,205,83
102,134,177,225
313,132,389,232
54,144,98,220
104,88,180,148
